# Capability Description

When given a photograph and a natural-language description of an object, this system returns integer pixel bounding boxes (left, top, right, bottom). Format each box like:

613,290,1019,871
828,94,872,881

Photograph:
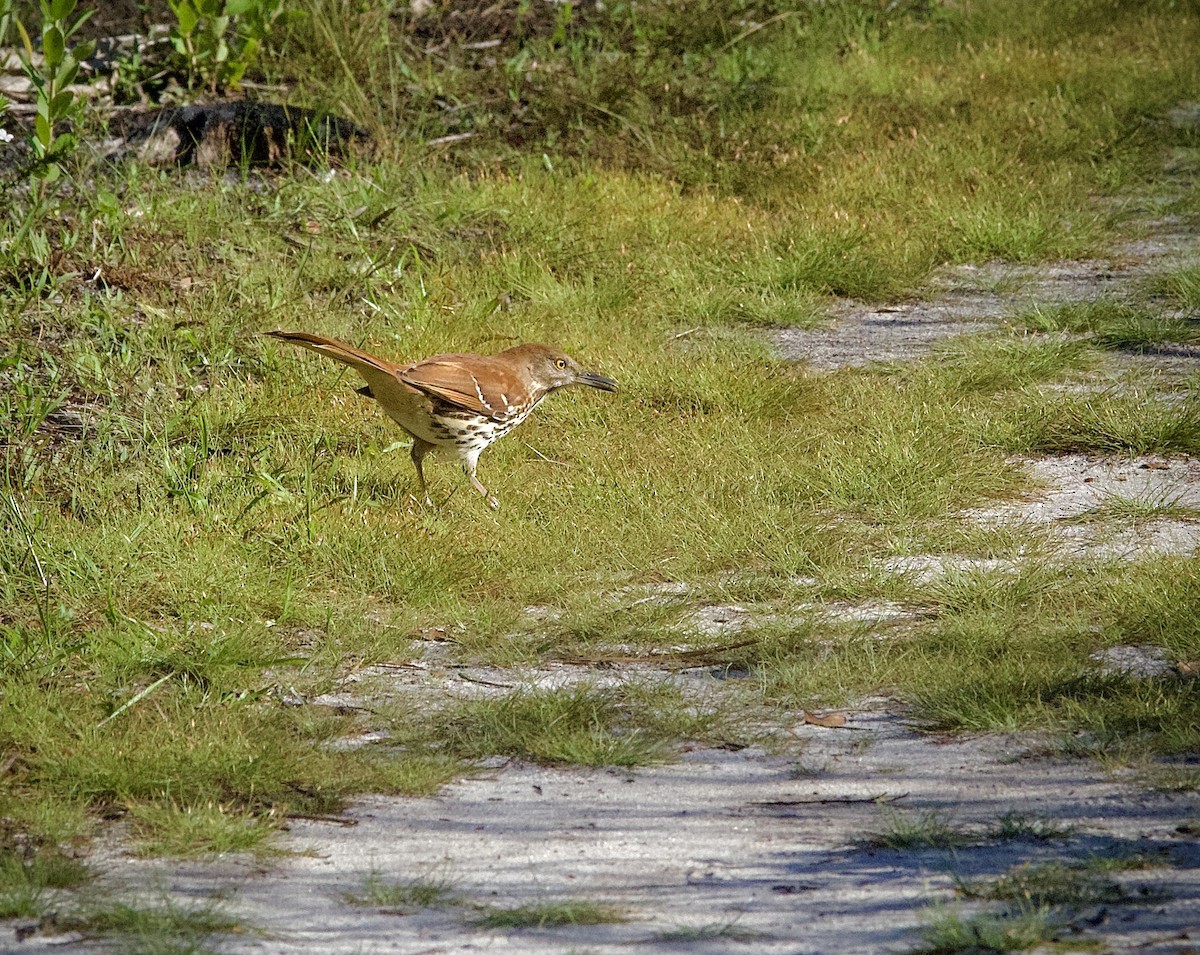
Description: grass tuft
958,861,1127,908
987,811,1073,842
1005,392,1200,455
396,682,716,768
1015,298,1197,350
1144,262,1200,310
1142,763,1200,793
344,872,458,910
1083,849,1172,872
864,810,975,850
128,801,282,858
916,904,1062,955
0,845,89,919
474,899,628,929
1065,488,1200,525
57,896,240,955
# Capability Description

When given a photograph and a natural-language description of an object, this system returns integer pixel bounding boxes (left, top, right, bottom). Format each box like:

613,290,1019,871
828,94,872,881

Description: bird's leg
464,461,499,510
409,438,434,506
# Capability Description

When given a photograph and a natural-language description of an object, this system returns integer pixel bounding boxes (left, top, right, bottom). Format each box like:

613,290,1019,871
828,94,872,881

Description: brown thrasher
266,331,618,508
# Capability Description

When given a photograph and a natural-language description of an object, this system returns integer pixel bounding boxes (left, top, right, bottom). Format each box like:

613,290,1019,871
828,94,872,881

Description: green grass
0,844,89,919
391,682,719,768
1142,763,1200,793
1145,262,1200,310
57,897,241,955
1064,488,1200,525
958,861,1128,908
929,851,1172,953
1,0,1199,896
753,558,1200,758
127,801,282,858
987,812,1073,843
1083,849,1172,872
907,560,1200,751
344,872,458,910
915,904,1063,955
474,899,628,929
978,389,1200,455
865,810,976,851
1014,298,1198,350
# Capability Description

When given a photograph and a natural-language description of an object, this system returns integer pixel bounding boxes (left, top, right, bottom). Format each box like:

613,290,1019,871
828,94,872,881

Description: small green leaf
15,17,34,61
50,89,73,116
68,7,94,39
224,0,254,15
34,112,51,147
196,0,221,15
50,132,76,155
171,0,199,34
48,0,76,22
226,59,248,87
42,24,64,66
54,57,79,88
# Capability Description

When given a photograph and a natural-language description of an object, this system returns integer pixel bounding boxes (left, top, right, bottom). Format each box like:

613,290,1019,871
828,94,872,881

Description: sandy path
27,710,1185,955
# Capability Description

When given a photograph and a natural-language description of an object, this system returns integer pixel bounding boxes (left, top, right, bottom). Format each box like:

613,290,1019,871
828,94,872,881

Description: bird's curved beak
576,370,618,393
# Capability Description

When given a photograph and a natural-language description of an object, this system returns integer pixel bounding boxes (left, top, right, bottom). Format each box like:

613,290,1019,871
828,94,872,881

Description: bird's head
503,344,618,395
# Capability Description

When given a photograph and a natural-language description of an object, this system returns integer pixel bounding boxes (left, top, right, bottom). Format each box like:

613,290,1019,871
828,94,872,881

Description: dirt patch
774,227,1195,370
774,259,1117,370
970,454,1200,559
24,707,1199,955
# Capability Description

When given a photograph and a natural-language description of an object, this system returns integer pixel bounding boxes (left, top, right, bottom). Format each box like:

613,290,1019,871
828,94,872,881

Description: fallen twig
286,813,359,826
456,672,513,689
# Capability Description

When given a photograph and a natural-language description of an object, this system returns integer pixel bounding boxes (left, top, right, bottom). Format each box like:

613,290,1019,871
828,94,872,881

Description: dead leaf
801,711,847,728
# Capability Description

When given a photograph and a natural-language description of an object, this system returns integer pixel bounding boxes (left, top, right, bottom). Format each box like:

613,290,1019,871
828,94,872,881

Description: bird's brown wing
399,355,529,421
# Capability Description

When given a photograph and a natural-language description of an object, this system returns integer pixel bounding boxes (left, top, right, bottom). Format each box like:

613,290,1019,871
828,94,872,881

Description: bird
265,330,618,509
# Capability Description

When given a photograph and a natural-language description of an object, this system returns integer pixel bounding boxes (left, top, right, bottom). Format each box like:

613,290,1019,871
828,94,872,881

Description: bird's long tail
265,330,401,378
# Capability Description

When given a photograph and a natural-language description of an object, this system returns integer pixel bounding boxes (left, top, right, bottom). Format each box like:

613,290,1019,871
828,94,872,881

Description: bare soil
28,711,1195,955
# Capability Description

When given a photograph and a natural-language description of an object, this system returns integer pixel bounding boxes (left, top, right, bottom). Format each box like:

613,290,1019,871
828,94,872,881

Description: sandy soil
19,710,1194,955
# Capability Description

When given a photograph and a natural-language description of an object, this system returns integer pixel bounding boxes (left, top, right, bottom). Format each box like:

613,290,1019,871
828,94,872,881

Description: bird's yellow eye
555,358,567,369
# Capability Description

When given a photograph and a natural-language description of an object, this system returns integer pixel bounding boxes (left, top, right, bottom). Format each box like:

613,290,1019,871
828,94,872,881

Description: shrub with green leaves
168,0,297,93
15,0,94,182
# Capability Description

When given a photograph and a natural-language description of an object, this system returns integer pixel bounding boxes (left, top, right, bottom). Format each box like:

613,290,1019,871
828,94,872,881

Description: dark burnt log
118,100,368,168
